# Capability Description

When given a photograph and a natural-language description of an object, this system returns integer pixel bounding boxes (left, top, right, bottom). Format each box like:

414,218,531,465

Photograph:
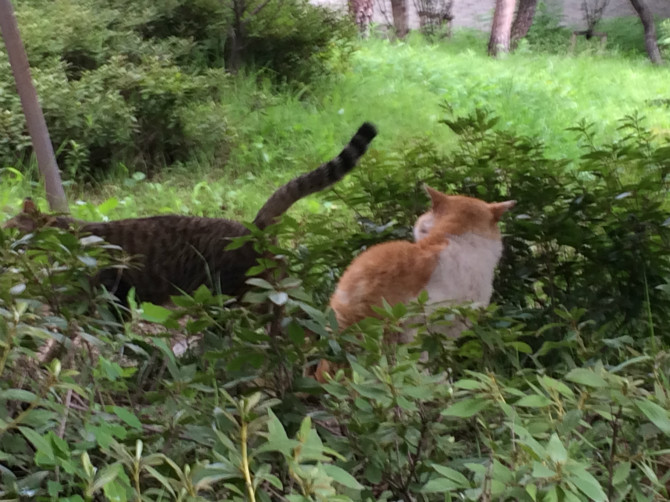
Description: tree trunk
0,0,68,212
628,0,663,64
349,0,374,36
511,0,538,49
390,0,409,39
488,0,517,57
226,0,246,73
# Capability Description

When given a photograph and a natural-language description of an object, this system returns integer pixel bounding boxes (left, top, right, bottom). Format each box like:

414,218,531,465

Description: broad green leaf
350,383,392,403
612,461,631,486
364,463,382,484
442,398,489,418
464,463,487,476
50,432,70,458
569,469,607,502
635,399,670,435
246,278,274,289
562,488,584,502
539,375,575,399
259,409,298,456
453,379,487,390
254,464,283,490
544,487,559,502
565,368,608,388
2,389,38,402
432,464,470,487
88,463,122,496
141,303,172,323
143,465,176,496
638,461,660,486
321,464,364,490
492,459,514,484
102,479,128,502
267,409,289,443
396,395,418,412
111,407,142,430
507,341,532,353
513,425,546,457
526,483,538,501
517,394,553,408
531,462,556,479
546,434,568,464
81,451,95,478
18,427,54,462
609,355,651,373
421,478,461,493
97,197,119,214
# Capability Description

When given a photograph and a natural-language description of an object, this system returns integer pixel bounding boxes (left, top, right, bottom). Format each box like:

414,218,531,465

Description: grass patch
3,32,670,223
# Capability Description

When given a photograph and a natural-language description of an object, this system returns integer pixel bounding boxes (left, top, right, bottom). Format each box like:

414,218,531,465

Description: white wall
312,0,670,32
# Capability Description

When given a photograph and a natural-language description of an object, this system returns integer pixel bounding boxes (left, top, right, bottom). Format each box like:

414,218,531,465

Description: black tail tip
356,122,378,142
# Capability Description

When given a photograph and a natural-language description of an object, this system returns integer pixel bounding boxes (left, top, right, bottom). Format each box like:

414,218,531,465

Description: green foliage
311,107,670,343
0,0,356,178
659,18,670,54
599,15,670,58
241,0,357,85
523,1,572,54
2,108,670,499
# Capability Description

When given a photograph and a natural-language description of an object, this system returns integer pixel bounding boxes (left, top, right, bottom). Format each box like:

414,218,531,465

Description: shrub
317,106,670,342
659,18,670,54
0,0,356,179
523,1,572,54
1,109,669,499
241,0,357,85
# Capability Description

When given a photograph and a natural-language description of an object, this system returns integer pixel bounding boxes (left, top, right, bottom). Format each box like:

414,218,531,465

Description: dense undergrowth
0,0,354,180
1,0,670,205
2,107,670,500
2,1,670,499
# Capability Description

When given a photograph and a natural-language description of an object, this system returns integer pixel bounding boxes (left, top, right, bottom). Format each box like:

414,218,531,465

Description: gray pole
0,0,68,212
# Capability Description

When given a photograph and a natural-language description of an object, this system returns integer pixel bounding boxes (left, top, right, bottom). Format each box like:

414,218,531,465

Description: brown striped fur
4,123,377,305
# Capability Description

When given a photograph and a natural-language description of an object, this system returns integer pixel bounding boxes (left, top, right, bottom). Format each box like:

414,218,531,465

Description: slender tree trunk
628,0,663,64
226,0,246,73
511,0,538,49
390,0,409,38
488,0,517,57
0,0,68,212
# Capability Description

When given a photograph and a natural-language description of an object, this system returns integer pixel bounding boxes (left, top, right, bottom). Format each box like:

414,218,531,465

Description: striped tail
253,122,378,229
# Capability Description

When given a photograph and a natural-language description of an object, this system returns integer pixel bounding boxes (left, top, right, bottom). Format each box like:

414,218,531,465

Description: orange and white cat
316,186,514,380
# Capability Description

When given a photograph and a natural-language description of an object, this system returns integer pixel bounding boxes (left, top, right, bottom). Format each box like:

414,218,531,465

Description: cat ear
424,185,448,211
22,198,39,215
489,200,516,222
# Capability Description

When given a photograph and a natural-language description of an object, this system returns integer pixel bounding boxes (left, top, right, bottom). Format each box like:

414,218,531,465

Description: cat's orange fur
316,186,515,381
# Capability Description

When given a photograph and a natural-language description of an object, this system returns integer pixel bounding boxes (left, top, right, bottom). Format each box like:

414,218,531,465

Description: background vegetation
2,0,670,499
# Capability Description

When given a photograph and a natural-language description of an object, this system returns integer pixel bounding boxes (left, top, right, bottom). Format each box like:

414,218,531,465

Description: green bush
241,0,357,85
315,107,670,341
1,109,670,499
523,1,572,54
659,18,670,54
0,0,356,179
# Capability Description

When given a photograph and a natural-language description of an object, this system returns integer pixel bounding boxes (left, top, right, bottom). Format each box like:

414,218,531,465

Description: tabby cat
5,122,377,305
315,186,514,381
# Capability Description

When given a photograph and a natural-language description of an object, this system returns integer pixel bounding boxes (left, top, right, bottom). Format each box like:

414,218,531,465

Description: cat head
3,198,71,232
413,186,515,241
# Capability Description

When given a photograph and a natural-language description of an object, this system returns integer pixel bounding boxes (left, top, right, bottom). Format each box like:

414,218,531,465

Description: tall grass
3,32,670,222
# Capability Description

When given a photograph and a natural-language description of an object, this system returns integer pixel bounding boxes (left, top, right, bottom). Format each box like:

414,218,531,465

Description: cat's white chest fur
398,232,504,345
424,232,503,308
